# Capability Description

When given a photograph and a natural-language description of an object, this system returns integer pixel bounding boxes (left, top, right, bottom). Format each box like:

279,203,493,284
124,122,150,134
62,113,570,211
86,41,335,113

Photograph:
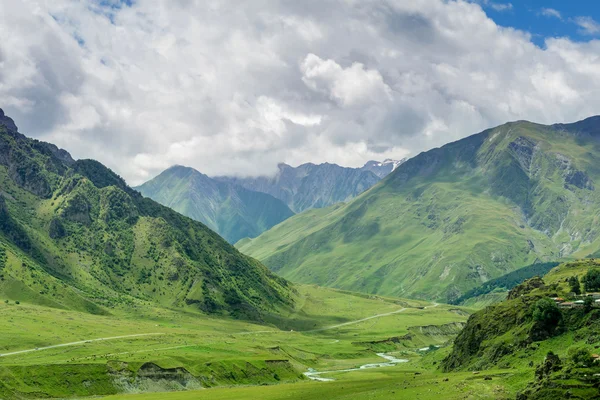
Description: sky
1,1,600,185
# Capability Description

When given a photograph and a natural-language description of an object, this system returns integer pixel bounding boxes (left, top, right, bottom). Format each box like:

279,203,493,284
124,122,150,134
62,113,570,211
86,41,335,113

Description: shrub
532,298,562,327
584,296,594,312
583,269,600,292
568,347,593,367
568,276,581,295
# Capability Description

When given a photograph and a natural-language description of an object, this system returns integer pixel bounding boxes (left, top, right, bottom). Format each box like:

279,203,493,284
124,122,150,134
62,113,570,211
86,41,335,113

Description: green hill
136,166,295,243
0,108,293,320
443,259,600,399
453,261,561,306
238,117,600,302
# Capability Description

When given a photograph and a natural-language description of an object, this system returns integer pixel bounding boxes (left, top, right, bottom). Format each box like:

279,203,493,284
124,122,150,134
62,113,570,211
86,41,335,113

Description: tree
532,298,562,327
568,276,581,295
568,346,593,367
584,296,594,313
582,269,600,292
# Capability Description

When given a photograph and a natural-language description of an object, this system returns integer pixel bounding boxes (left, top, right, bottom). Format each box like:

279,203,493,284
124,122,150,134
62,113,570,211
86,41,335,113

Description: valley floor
0,285,529,399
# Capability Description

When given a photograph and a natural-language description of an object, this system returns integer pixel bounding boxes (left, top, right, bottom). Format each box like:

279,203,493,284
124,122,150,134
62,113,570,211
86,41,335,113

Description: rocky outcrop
508,136,537,174
507,277,545,300
0,108,18,132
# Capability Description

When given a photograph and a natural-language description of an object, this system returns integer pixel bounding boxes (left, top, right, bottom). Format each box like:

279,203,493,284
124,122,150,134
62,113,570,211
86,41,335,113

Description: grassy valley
0,285,471,399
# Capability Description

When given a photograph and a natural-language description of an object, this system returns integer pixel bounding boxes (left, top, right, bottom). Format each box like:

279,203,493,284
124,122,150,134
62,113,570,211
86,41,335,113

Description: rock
508,277,546,300
0,108,18,132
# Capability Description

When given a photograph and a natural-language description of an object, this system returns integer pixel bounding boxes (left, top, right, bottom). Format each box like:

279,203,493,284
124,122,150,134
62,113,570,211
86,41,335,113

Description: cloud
473,1,513,12
540,8,562,20
1,0,600,185
300,54,392,107
489,3,513,12
573,16,600,36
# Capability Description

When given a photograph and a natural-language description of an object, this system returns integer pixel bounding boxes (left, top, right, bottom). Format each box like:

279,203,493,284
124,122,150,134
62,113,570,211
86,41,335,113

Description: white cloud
301,54,392,107
473,1,512,12
540,8,562,20
489,3,513,12
574,16,600,36
1,0,600,185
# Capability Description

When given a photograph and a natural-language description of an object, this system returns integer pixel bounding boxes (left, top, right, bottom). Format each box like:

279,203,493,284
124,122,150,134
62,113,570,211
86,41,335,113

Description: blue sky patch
477,0,600,47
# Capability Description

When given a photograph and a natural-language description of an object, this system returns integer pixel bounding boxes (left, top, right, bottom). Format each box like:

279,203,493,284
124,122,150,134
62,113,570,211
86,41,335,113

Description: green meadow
0,285,481,399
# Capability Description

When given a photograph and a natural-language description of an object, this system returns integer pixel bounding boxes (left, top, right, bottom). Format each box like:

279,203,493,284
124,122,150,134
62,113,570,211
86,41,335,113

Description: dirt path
236,301,439,335
304,307,407,333
0,333,165,358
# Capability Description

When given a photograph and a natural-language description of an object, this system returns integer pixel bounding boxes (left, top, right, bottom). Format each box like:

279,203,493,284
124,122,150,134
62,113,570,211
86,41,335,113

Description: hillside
136,166,294,243
443,260,600,399
453,261,561,307
239,116,600,302
0,108,293,320
216,162,386,213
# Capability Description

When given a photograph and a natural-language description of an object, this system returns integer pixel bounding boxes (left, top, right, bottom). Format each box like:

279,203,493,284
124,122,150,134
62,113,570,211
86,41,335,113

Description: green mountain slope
216,162,383,213
239,117,600,302
136,166,294,243
0,108,293,320
443,259,600,399
453,261,561,307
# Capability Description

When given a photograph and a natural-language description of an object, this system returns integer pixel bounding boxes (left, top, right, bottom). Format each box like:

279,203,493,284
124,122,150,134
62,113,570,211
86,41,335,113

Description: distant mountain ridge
138,159,404,243
216,160,404,214
136,166,294,244
238,116,600,303
361,158,407,178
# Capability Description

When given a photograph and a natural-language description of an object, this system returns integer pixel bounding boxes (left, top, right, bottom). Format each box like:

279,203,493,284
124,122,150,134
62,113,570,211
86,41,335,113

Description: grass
0,285,477,399
102,368,528,400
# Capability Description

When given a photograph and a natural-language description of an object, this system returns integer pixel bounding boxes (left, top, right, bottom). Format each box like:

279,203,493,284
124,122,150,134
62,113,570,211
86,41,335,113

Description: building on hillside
559,302,575,309
551,297,565,303
585,293,600,299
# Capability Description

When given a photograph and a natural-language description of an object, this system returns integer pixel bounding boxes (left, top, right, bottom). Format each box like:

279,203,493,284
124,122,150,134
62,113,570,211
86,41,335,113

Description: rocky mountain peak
0,108,18,132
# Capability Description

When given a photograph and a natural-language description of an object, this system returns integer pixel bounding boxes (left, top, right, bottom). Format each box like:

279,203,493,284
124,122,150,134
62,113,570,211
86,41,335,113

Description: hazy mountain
0,109,292,319
238,116,600,302
216,161,399,213
136,166,294,244
360,158,406,178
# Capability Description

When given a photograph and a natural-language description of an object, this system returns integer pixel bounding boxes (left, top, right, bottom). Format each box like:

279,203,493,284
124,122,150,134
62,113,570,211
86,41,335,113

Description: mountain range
215,161,404,214
0,108,292,319
135,166,295,244
238,116,600,302
137,159,404,243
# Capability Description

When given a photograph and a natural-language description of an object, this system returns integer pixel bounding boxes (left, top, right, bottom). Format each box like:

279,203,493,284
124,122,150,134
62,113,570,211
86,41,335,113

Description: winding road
237,302,439,335
0,333,165,358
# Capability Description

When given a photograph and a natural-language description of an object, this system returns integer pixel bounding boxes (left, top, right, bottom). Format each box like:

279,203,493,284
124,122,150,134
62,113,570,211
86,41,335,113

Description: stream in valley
304,353,409,382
